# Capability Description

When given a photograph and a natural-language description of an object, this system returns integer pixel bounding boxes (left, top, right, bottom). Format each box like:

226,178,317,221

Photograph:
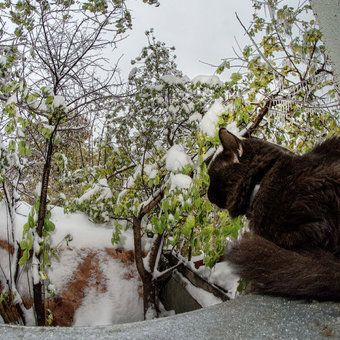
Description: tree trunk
142,271,157,318
33,126,58,326
132,216,158,318
132,190,164,318
33,283,45,326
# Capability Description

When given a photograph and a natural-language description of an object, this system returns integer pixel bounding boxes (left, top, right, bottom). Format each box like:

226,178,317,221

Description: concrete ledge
1,295,340,339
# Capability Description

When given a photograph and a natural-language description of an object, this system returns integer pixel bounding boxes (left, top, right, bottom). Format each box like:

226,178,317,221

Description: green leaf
28,214,35,228
230,72,242,83
43,251,49,264
23,222,30,234
19,249,30,266
161,199,169,213
20,240,28,250
182,214,195,238
18,141,28,156
44,219,55,232
46,96,53,104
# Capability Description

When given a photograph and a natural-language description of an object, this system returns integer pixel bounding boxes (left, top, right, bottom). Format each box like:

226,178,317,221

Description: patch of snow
199,100,226,138
170,173,192,191
195,261,239,299
28,99,49,112
226,120,242,138
144,164,158,179
52,95,66,108
0,202,143,326
0,56,7,65
6,93,17,105
73,255,143,326
128,67,138,80
161,74,190,85
154,84,164,92
50,206,135,250
178,272,222,308
47,248,87,296
76,179,112,204
191,75,223,87
145,306,157,320
189,112,202,122
168,104,179,115
165,144,192,172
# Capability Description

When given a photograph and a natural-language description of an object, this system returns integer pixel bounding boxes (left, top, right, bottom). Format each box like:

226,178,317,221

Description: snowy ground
0,201,144,326
0,201,238,326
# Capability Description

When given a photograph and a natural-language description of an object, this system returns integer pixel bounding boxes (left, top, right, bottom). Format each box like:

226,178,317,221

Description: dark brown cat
208,128,340,300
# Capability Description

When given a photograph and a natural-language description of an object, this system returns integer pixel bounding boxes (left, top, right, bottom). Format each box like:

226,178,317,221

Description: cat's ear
219,128,243,157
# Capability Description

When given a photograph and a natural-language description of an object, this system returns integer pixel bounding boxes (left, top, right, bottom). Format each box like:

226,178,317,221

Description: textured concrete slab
1,295,340,339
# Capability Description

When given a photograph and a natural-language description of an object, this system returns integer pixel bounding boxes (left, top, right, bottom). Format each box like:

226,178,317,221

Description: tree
216,0,339,147
0,0,159,326
68,31,240,318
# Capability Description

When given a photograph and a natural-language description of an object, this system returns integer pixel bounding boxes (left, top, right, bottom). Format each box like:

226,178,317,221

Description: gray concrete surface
1,295,340,339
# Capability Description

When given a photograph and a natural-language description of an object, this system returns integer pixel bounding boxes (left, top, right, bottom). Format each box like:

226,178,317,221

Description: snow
0,56,7,65
188,111,202,122
178,272,222,307
47,249,84,296
77,179,113,205
6,93,17,105
199,100,226,138
170,173,192,191
128,66,138,80
145,307,158,321
52,95,66,108
0,202,142,326
195,261,239,299
161,74,190,85
165,144,192,172
191,75,223,87
73,255,143,326
49,206,134,250
226,120,242,138
144,164,158,179
28,98,49,112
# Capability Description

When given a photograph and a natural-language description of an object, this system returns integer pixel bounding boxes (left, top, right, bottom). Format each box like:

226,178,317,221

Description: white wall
311,0,340,93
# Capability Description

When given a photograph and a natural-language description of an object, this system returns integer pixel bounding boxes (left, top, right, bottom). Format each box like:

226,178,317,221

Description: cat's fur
208,128,340,300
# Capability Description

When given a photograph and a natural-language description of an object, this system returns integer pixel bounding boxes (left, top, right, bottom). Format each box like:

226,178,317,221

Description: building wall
311,0,340,93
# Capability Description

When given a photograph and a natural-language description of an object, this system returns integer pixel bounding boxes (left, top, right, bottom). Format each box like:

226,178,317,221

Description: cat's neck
249,183,260,209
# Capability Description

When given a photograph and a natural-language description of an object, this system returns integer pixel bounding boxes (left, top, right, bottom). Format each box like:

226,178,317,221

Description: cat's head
207,128,244,214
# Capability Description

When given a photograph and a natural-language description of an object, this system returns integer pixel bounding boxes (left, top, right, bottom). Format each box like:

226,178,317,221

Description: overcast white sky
115,0,254,80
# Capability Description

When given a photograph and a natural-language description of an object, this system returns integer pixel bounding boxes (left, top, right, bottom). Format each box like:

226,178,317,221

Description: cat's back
307,136,340,161
251,136,340,251
295,136,340,180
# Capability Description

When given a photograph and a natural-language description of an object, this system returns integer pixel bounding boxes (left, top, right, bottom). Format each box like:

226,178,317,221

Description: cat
207,128,340,300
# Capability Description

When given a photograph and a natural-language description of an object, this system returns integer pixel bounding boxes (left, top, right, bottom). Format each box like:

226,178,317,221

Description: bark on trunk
33,282,45,326
33,125,58,326
132,191,164,318
133,216,158,317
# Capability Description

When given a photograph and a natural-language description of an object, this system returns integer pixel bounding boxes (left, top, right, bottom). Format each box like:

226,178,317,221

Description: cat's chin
226,204,245,219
